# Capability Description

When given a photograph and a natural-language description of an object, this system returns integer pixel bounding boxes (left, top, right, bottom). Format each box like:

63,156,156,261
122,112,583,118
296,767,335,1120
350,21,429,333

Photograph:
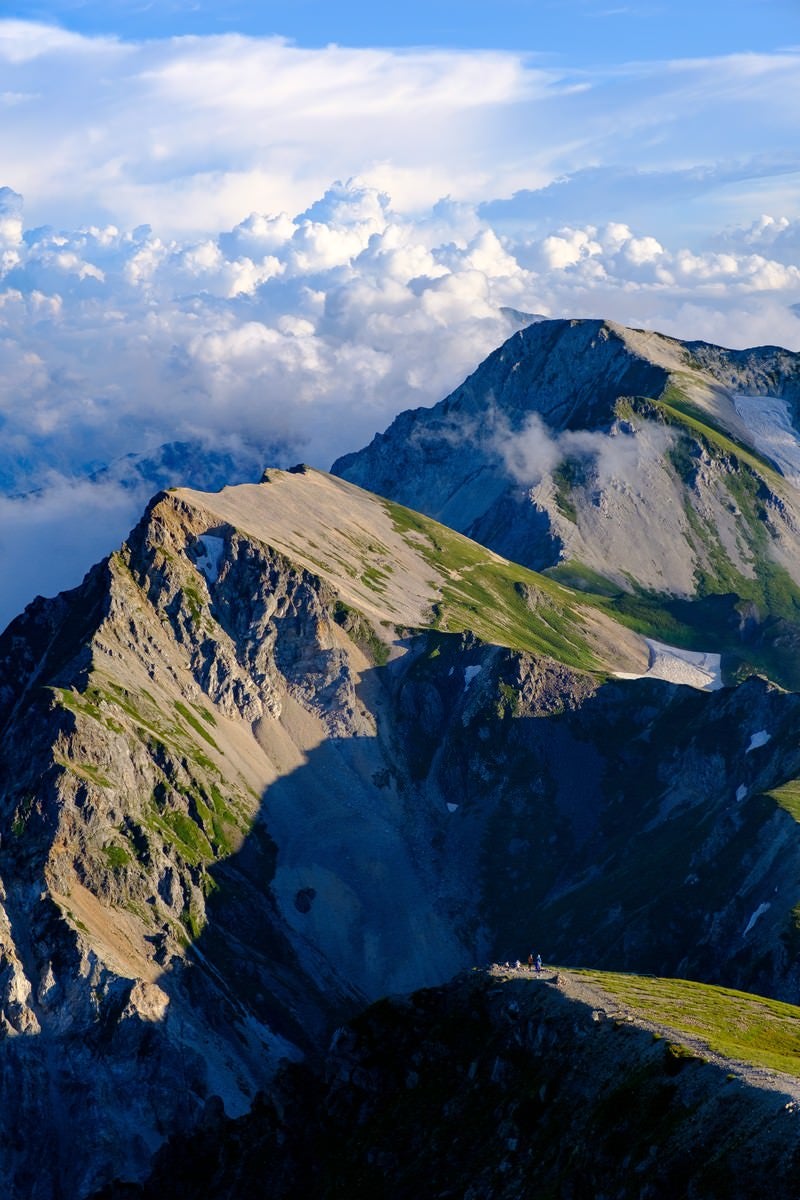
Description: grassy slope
54,672,254,876
173,473,617,676
383,498,603,672
575,968,800,1077
767,778,800,822
48,550,259,947
546,384,800,689
42,486,626,952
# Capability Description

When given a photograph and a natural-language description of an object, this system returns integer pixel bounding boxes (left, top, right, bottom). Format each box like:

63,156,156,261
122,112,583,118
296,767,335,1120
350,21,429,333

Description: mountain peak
332,317,800,687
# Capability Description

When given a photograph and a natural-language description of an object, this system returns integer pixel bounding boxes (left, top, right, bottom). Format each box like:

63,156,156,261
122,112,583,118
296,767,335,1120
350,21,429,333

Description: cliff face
0,491,367,1197
3,468,800,1194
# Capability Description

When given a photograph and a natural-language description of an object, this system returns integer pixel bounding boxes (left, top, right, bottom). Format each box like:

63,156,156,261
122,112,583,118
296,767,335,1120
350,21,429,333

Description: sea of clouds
0,20,799,628
2,178,800,628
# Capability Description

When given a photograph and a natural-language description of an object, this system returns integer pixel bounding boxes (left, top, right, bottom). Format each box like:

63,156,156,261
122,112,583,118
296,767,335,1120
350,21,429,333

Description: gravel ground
488,963,800,1105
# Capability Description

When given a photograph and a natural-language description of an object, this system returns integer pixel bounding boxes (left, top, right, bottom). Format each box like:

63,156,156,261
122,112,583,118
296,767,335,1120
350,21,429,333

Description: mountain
94,965,800,1200
5,462,800,1194
0,464,636,1195
333,317,800,687
4,436,290,503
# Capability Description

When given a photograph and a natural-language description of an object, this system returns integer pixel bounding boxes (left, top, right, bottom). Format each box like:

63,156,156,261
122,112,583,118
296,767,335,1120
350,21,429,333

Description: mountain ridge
2,466,800,1195
92,965,800,1200
4,319,800,1194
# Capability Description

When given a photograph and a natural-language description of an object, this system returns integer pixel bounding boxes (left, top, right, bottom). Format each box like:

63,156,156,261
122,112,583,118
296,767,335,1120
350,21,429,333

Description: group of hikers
500,953,542,973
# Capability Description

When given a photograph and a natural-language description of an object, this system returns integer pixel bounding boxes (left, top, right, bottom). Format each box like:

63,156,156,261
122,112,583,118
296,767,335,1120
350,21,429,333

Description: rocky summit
4,322,800,1196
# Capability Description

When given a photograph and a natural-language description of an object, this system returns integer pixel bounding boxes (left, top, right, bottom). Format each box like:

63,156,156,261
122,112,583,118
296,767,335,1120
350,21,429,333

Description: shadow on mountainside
147,632,800,1115
95,965,800,1200
109,638,800,1197
9,617,800,1199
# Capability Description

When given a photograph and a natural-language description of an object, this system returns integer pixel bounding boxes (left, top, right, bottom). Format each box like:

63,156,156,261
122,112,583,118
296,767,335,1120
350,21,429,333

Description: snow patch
736,784,747,802
733,394,800,487
446,802,459,813
743,902,771,937
615,638,722,692
195,534,225,583
746,730,771,753
463,665,481,690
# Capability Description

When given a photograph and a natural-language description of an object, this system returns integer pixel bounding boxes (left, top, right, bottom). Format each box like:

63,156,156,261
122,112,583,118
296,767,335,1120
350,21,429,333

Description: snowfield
743,902,771,937
615,638,722,691
195,534,226,583
463,665,481,690
733,394,800,487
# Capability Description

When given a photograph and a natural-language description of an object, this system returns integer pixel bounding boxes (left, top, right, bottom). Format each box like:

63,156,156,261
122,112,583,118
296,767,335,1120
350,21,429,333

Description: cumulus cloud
509,219,800,309
713,214,800,269
2,175,800,628
0,19,796,246
0,20,562,233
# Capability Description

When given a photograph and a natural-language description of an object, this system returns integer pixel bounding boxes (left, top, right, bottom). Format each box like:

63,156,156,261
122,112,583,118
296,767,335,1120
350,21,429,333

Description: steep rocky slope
95,967,800,1200
333,318,800,686
0,466,637,1196
4,466,800,1193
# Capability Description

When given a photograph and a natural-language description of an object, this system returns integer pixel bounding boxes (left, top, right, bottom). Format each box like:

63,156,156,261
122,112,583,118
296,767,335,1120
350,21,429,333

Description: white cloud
622,234,664,266
0,20,122,64
0,21,556,233
496,411,673,490
714,213,800,269
0,21,796,243
497,413,563,485
539,228,603,270
0,183,797,575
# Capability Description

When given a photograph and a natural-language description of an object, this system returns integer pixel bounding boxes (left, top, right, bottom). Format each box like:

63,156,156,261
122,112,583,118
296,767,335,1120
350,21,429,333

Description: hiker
535,954,542,974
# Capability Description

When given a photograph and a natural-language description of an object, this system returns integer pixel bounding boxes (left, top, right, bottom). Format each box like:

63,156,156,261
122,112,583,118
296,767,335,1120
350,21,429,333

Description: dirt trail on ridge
489,964,800,1106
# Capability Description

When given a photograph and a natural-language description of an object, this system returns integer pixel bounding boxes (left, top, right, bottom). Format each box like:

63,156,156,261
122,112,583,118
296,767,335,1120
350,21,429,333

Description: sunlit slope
573,968,800,1078
177,465,649,675
546,385,800,686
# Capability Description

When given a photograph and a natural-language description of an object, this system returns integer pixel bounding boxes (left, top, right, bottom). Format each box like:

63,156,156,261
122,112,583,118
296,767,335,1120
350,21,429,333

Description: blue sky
3,0,799,60
0,0,799,624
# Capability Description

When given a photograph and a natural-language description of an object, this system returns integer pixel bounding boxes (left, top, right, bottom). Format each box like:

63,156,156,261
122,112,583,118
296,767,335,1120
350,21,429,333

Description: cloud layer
0,21,798,241
0,21,552,232
1,176,800,629
3,180,800,492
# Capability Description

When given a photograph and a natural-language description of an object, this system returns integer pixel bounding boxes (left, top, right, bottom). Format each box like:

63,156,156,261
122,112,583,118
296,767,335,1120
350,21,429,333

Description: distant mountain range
2,319,800,1196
